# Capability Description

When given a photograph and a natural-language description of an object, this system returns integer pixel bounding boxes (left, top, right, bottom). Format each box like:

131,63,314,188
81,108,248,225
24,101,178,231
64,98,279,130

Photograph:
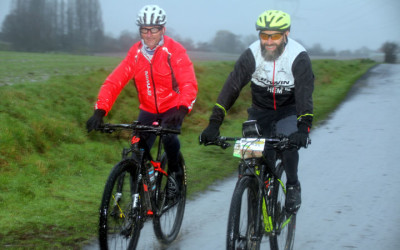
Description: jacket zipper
272,60,277,110
149,63,159,114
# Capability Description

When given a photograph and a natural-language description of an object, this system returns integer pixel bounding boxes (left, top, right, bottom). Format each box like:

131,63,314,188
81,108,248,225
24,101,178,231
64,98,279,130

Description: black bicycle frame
115,130,166,219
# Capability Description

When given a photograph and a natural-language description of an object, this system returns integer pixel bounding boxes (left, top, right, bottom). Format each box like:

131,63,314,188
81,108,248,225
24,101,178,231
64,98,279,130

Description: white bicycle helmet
136,5,167,26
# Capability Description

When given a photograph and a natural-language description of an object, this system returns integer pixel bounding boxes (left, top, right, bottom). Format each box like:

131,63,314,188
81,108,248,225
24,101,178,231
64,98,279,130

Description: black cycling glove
289,123,309,148
86,109,106,132
199,120,221,144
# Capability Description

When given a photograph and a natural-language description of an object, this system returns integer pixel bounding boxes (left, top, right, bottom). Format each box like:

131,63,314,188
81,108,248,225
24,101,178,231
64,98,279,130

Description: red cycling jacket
95,36,198,115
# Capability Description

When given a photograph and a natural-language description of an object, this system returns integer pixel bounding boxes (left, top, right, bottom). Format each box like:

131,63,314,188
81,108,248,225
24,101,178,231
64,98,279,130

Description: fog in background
1,0,399,52
95,0,400,51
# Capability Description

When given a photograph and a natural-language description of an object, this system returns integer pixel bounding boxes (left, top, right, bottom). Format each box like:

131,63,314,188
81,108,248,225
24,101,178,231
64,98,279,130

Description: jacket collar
141,36,165,57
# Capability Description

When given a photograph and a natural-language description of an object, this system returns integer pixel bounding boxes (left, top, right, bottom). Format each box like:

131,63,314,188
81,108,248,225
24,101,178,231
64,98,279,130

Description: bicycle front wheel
227,175,263,250
269,160,296,250
98,160,142,250
153,152,186,244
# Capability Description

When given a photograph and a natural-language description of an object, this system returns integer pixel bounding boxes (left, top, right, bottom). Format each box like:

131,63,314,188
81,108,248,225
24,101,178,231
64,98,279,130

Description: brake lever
221,142,231,149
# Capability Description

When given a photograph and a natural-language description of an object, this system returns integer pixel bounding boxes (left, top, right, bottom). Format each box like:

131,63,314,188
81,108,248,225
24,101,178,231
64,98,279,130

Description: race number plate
233,138,265,159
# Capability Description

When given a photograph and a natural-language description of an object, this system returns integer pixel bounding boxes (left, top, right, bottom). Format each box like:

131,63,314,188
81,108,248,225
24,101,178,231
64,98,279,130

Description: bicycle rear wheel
153,152,186,244
269,160,296,250
227,175,264,250
99,160,143,250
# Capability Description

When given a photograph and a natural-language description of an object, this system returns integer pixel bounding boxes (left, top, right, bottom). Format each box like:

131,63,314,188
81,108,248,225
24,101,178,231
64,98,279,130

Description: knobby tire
98,160,142,250
153,152,187,244
226,175,260,250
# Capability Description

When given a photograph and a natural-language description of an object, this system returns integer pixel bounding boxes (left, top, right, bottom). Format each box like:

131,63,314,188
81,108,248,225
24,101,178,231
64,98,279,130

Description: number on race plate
233,138,265,159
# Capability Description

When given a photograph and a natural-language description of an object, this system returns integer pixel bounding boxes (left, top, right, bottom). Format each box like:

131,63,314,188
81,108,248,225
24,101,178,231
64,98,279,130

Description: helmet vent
136,5,167,26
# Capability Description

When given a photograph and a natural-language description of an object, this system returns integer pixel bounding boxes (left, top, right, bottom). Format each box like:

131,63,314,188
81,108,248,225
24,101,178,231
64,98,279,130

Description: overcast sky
1,0,399,51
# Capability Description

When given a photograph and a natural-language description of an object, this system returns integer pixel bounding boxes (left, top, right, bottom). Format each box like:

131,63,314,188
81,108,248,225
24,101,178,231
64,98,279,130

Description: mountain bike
204,121,310,250
97,121,186,249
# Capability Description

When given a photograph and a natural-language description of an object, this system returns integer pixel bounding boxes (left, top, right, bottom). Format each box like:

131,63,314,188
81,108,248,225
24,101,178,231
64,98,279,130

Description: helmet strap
283,32,289,46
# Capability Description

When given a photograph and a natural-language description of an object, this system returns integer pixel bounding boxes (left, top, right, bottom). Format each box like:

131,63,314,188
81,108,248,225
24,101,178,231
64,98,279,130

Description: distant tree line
304,42,398,63
1,0,104,52
0,0,252,54
0,0,398,62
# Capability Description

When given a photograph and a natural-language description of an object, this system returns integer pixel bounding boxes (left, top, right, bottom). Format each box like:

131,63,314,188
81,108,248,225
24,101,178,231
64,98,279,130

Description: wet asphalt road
294,63,400,250
85,63,400,249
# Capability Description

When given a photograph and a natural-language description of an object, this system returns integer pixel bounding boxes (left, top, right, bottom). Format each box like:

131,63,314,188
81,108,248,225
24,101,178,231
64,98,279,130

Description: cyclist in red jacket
87,5,198,201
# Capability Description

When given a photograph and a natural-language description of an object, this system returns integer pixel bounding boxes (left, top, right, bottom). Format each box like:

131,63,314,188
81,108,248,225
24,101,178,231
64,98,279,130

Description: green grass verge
0,51,377,248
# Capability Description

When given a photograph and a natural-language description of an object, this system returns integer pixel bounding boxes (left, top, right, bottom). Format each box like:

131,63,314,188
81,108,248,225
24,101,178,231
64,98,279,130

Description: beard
261,40,286,61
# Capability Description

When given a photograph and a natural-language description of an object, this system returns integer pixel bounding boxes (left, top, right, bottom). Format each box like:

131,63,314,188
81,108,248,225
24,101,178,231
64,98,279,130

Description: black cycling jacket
210,38,314,128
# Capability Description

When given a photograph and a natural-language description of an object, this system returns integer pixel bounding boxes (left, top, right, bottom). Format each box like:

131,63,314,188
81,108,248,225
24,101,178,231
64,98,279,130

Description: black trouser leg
138,108,184,179
263,146,277,170
162,133,182,176
282,148,299,185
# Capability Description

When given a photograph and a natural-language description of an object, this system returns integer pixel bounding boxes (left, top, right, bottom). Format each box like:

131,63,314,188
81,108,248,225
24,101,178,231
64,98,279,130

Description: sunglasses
140,26,163,34
259,32,284,41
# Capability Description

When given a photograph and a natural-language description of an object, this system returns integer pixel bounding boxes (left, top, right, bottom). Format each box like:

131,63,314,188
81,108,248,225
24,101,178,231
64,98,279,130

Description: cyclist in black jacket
200,10,314,214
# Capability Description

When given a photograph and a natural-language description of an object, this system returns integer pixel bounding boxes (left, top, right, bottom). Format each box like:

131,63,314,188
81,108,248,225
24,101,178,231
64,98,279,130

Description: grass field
0,51,377,248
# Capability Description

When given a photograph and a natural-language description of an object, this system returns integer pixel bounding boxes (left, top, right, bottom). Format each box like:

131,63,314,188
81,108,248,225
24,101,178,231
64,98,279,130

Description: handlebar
202,136,240,149
99,122,181,135
202,135,311,150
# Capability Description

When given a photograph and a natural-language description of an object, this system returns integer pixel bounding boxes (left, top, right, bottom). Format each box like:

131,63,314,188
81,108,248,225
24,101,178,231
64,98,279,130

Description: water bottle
147,163,156,191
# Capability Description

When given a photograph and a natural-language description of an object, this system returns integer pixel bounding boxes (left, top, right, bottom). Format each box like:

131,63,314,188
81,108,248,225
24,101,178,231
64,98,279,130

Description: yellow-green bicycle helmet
256,10,291,31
